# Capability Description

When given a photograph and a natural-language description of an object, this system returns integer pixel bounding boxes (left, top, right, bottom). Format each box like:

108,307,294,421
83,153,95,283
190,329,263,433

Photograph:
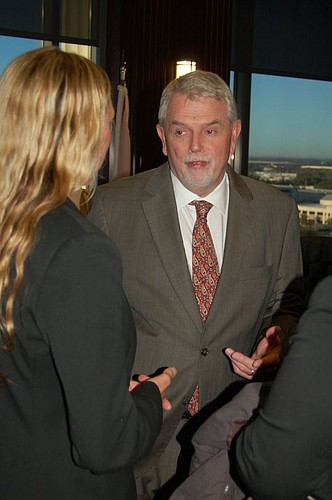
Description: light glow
176,60,197,78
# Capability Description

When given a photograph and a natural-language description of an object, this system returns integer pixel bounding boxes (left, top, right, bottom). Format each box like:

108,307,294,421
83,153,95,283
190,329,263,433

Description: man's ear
156,124,168,156
230,119,242,155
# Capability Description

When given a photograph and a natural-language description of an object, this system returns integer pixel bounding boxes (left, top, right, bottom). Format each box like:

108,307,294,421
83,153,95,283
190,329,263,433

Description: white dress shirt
171,171,229,276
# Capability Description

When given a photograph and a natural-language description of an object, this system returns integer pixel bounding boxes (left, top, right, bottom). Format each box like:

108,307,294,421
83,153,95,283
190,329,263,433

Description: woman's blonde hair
0,47,111,350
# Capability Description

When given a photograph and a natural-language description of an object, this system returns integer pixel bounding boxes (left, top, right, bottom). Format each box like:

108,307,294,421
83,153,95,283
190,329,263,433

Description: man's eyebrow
169,119,224,127
169,120,187,127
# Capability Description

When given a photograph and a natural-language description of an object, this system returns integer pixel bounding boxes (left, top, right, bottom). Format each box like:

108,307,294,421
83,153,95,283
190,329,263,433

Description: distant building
301,165,332,170
298,194,332,224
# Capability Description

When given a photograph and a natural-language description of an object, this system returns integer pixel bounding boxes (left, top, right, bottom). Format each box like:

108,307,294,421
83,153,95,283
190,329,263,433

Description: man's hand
129,367,177,410
225,326,281,380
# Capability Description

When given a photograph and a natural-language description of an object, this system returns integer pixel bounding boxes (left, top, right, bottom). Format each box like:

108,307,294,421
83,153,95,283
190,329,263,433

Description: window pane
59,42,95,61
0,37,96,77
0,0,100,44
0,35,41,75
249,74,332,236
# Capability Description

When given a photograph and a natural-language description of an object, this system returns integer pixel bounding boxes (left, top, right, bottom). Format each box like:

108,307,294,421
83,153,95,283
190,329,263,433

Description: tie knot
190,200,213,221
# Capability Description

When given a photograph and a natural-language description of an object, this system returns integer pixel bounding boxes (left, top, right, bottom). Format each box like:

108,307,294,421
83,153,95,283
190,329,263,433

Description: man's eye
175,130,185,136
206,129,216,135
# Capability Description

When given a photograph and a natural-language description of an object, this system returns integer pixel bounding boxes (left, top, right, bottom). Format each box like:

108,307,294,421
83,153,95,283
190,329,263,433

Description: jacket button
200,347,209,357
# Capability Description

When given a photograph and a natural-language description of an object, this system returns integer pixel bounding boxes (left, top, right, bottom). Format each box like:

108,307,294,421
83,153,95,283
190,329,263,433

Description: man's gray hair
158,70,238,127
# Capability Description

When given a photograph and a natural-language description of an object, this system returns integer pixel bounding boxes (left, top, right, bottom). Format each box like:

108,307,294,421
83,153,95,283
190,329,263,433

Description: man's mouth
185,159,208,169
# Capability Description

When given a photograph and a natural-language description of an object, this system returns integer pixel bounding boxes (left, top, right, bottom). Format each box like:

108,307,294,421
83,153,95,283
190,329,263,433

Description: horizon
249,155,332,164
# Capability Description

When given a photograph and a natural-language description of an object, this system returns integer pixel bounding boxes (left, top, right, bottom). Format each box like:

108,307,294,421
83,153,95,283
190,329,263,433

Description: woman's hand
129,367,177,410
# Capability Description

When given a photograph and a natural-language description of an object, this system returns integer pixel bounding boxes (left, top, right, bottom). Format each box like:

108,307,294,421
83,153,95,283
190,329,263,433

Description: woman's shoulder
35,200,121,268
41,199,112,243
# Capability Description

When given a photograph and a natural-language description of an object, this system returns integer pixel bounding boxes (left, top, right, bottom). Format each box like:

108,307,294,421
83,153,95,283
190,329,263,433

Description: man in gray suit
88,70,303,498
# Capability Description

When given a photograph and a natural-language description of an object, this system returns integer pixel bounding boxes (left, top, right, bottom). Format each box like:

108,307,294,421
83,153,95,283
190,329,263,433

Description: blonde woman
0,47,176,500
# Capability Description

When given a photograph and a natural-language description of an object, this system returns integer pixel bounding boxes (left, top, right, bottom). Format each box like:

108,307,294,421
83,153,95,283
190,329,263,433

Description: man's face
157,93,241,197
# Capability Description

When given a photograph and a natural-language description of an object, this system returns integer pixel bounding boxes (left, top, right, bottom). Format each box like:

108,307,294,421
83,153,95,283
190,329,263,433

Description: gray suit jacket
88,162,303,475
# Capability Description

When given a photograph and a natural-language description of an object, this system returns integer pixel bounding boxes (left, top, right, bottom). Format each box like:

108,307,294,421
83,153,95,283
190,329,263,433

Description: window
233,72,332,237
0,36,97,78
0,0,105,71
231,0,332,236
0,35,41,75
249,74,332,176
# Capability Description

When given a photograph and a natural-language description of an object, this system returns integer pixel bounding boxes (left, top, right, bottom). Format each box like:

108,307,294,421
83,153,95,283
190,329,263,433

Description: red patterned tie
186,200,220,417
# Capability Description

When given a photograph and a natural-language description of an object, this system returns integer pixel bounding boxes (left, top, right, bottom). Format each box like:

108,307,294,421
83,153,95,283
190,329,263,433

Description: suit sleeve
235,276,332,499
35,231,162,473
265,200,304,346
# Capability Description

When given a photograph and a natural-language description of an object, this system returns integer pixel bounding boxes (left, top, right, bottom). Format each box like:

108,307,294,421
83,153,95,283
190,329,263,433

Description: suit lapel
142,164,202,331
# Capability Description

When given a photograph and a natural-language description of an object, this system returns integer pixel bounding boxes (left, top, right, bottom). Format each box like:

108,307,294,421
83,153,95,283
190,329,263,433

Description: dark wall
105,0,232,174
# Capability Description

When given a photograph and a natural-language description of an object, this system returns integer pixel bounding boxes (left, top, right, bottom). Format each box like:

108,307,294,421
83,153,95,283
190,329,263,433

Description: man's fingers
225,348,263,379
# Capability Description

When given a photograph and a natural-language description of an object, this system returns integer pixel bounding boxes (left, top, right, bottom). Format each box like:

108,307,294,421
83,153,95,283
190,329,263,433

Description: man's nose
189,132,203,153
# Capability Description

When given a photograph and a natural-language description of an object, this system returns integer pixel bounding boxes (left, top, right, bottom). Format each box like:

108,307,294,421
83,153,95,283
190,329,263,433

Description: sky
1,35,332,163
249,74,332,162
0,35,40,72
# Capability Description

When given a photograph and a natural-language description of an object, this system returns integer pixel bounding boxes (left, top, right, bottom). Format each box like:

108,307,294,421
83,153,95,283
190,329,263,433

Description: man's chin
183,175,214,196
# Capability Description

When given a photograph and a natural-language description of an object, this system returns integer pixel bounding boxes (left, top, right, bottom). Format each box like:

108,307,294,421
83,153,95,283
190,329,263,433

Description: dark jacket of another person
235,276,332,499
0,199,162,500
